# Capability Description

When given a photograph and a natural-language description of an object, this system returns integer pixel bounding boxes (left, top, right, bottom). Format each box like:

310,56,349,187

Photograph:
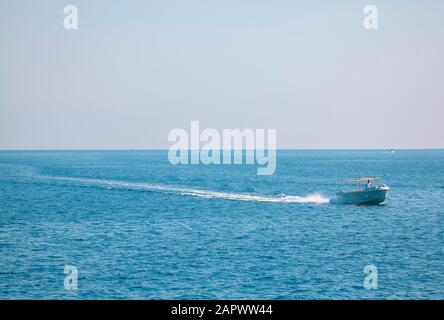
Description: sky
0,0,443,149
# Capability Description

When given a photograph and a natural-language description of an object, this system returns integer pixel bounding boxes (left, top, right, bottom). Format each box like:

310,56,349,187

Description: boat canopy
345,177,383,183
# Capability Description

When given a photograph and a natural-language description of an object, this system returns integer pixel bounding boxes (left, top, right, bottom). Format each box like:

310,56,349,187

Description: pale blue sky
1,0,443,149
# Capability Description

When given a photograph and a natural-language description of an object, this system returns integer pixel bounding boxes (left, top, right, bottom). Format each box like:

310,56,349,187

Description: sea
0,150,443,299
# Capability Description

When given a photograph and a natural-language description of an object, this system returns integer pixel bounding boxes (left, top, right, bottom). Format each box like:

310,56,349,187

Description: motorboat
334,178,389,205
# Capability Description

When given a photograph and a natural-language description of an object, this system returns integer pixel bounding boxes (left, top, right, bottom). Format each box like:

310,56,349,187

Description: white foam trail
34,175,330,204
180,190,329,203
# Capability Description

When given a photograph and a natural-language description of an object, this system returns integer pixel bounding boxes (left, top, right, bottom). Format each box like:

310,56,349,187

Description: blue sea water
0,150,443,299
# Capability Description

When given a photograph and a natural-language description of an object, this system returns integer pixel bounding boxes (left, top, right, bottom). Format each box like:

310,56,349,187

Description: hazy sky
1,0,443,149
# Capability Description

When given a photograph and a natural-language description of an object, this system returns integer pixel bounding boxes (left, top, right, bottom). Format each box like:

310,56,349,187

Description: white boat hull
334,186,389,205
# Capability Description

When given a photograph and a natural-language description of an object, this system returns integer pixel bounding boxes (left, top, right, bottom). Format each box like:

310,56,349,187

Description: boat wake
33,175,330,204
180,190,330,203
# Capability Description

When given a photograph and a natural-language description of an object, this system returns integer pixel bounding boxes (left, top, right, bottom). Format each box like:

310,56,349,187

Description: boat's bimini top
345,177,383,183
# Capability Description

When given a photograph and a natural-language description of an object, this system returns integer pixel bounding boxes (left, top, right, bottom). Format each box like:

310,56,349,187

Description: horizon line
0,148,443,151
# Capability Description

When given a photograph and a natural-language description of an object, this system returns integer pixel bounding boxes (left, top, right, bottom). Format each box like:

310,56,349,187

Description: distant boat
333,178,390,205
